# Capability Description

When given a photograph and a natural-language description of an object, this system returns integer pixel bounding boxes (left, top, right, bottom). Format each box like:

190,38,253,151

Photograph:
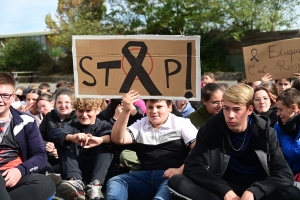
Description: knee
107,175,128,189
168,174,184,190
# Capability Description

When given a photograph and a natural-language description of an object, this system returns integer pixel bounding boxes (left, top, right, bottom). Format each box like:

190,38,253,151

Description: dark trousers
57,142,113,184
168,174,300,200
0,173,56,200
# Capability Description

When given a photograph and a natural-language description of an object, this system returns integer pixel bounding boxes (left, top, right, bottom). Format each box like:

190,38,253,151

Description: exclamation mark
185,42,193,98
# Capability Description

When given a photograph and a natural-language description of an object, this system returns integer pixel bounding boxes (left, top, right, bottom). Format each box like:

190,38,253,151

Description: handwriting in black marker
165,59,181,88
119,41,161,95
80,56,96,86
97,61,121,86
250,49,259,62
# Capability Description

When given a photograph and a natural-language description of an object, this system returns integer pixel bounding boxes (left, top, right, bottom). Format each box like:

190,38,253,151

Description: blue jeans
106,170,173,200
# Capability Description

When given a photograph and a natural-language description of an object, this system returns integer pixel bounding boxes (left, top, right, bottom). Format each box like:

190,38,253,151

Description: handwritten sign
243,38,300,82
72,35,201,100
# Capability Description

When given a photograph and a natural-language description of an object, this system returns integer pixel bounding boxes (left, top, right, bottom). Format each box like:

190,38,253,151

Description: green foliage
200,32,234,72
0,38,43,72
45,0,107,48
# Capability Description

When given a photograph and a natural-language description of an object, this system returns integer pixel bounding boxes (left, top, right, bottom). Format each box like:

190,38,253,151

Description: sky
0,1,299,35
0,1,57,35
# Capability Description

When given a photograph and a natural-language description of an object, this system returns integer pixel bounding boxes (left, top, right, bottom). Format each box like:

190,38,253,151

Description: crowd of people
1,71,300,200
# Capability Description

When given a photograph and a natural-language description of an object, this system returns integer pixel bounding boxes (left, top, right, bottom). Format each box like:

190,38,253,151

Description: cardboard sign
243,38,300,82
72,35,201,100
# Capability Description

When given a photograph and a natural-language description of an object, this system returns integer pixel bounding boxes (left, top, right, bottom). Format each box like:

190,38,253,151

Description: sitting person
174,100,195,118
253,86,277,127
106,90,198,200
48,98,114,200
0,73,56,200
188,83,223,130
168,83,300,200
274,88,300,176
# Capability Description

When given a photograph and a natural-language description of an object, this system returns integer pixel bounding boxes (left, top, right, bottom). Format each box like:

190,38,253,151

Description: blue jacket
9,107,47,175
274,123,300,174
175,101,195,118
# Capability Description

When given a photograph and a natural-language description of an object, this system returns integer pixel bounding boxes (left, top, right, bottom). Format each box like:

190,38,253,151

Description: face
203,90,223,115
276,79,291,93
223,99,253,133
203,75,214,84
55,95,73,117
251,81,261,89
76,108,100,125
276,100,298,123
176,100,187,107
37,100,54,115
253,90,271,114
146,100,172,128
0,84,15,119
15,88,23,96
26,93,39,112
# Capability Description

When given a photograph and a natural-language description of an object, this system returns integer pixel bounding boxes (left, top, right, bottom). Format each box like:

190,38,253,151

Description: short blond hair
73,98,107,111
223,84,254,107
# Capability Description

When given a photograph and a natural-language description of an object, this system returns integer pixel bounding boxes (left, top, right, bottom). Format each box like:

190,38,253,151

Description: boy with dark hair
49,98,114,200
106,90,198,200
0,73,56,200
169,84,300,200
275,88,300,177
38,82,51,94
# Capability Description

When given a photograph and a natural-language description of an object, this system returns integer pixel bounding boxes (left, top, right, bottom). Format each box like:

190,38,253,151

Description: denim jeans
106,170,173,200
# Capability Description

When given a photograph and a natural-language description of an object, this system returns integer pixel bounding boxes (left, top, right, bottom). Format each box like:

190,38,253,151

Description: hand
52,148,59,159
224,190,240,200
71,133,88,146
163,167,183,179
122,90,139,113
294,73,300,80
2,168,22,188
84,134,104,148
35,114,43,125
240,191,254,200
113,104,123,120
45,142,55,152
261,73,272,82
20,103,33,112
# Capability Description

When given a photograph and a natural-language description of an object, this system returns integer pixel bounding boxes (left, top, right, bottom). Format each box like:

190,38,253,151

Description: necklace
226,126,248,152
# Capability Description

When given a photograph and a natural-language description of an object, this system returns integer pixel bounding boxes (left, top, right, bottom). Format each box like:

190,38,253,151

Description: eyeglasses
0,93,13,101
211,101,223,106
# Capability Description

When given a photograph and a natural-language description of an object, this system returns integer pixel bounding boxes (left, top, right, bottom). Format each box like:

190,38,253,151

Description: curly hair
73,98,107,111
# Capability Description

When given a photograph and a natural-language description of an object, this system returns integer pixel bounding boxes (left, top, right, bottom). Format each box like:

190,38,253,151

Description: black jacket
48,118,112,147
39,109,77,144
258,106,278,128
183,110,294,200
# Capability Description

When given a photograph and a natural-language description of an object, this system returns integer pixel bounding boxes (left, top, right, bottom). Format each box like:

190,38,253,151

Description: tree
0,38,43,72
45,0,107,48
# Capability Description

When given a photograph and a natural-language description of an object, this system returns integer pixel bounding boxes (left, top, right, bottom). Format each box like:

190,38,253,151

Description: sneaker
294,181,300,190
58,179,86,200
86,180,104,200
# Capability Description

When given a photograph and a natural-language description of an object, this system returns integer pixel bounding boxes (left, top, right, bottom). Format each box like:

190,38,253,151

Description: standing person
106,90,198,200
0,73,56,200
188,83,223,130
49,98,114,200
39,88,77,174
274,88,300,176
168,84,300,200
